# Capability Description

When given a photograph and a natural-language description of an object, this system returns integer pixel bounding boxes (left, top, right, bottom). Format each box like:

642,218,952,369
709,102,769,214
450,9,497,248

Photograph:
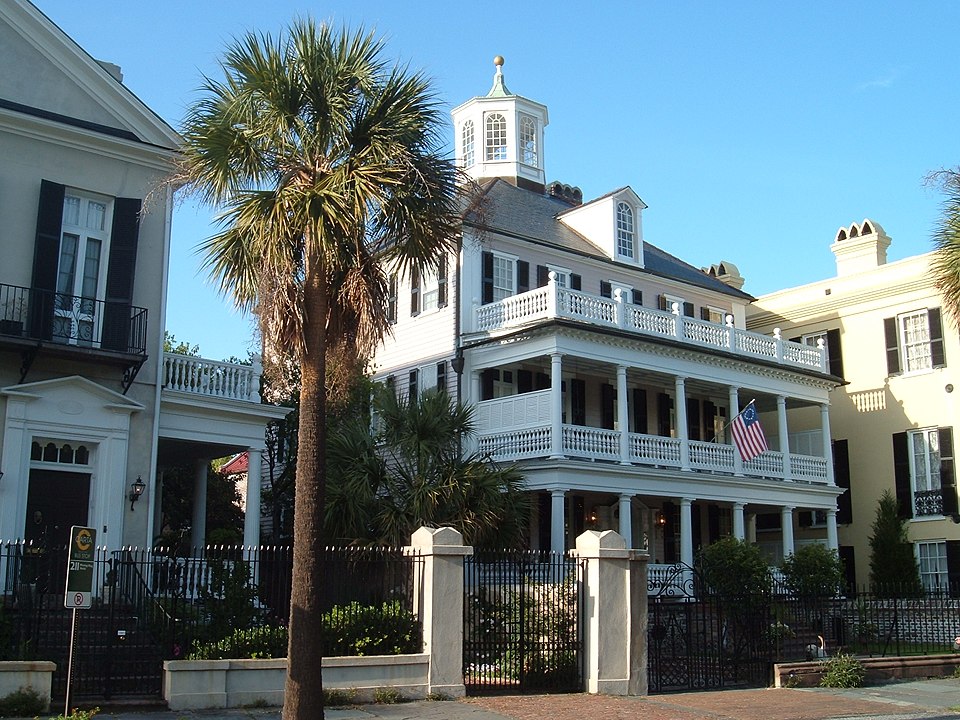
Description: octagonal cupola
451,56,549,193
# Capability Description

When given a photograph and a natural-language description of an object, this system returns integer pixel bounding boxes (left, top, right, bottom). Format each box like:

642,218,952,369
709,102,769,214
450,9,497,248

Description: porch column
550,353,564,459
618,493,633,547
781,505,795,560
732,502,745,541
679,498,694,567
467,369,481,455
747,512,757,544
826,509,839,551
675,377,689,471
820,403,836,484
190,458,208,551
243,448,262,549
617,365,630,464
551,488,566,554
728,386,743,476
777,395,791,480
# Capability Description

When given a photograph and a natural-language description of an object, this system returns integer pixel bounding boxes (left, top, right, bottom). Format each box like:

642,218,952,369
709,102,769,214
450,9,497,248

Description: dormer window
616,202,635,259
461,120,475,168
485,113,507,161
519,114,538,167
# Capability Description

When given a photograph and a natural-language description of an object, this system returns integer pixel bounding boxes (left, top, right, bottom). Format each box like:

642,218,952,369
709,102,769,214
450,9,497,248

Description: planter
774,653,960,688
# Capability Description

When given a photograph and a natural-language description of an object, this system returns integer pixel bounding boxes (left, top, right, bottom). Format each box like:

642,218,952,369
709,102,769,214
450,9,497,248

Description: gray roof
463,179,754,301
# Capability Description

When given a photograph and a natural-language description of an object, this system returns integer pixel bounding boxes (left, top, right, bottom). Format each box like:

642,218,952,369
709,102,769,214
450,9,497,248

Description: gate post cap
407,526,473,555
573,529,631,558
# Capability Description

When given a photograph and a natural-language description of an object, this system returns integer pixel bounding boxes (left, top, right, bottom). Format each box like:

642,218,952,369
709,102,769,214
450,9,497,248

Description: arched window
485,113,507,161
616,202,635,259
461,120,475,168
519,114,537,167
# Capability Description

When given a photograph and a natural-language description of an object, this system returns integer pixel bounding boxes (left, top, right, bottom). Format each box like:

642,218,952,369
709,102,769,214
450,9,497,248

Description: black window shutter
30,180,65,340
601,383,615,430
682,301,694,318
940,427,956,516
480,369,495,400
600,281,612,298
571,378,586,425
517,260,529,294
408,369,419,399
704,401,716,441
929,308,946,368
947,540,960,596
536,372,550,390
686,397,701,441
632,388,648,434
570,274,581,291
700,307,710,321
517,369,533,394
789,335,801,344
833,439,852,524
387,275,397,324
481,251,494,305
536,265,549,288
631,289,642,305
437,256,448,308
827,328,844,378
657,294,668,312
884,317,901,375
892,431,912,519
410,266,420,316
101,197,141,351
657,392,673,437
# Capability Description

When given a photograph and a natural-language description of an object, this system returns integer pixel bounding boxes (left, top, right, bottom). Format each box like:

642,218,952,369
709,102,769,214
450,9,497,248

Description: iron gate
647,563,774,693
463,551,584,694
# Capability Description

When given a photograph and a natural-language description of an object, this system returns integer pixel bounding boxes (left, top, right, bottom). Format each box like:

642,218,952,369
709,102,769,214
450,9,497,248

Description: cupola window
616,202,635,259
461,120,475,168
519,114,538,167
485,113,507,161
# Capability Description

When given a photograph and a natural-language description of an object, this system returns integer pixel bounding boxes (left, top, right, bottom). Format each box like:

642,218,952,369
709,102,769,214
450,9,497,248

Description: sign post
63,526,96,716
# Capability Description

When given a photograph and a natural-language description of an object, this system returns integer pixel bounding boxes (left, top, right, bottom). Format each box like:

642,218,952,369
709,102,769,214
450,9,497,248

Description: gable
2,375,144,417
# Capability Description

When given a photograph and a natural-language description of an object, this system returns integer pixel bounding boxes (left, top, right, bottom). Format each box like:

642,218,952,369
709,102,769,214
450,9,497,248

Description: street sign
64,525,96,609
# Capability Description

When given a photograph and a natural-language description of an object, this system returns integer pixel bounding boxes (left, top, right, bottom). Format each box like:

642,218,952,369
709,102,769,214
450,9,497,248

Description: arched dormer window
461,120,475,168
519,114,537,167
616,202,635,259
485,113,507,161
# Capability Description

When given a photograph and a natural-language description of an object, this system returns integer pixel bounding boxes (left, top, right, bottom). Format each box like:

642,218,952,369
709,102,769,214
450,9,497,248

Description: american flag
731,403,768,461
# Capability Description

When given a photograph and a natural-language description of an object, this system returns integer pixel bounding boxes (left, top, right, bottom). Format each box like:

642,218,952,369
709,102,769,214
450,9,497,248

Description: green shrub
188,625,288,660
48,707,99,720
323,688,358,706
0,686,45,717
373,687,403,704
698,537,772,597
780,544,844,598
819,653,865,688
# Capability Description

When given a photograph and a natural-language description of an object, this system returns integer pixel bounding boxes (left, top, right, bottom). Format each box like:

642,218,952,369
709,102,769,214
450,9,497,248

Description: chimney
830,219,890,276
547,181,582,207
703,261,745,290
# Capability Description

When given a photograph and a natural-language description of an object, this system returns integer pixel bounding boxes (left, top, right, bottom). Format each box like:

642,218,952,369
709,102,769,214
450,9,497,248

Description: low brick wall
0,660,55,711
774,653,960,688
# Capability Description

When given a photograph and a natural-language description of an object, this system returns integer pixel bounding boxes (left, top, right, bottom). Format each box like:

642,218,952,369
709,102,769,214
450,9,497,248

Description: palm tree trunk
284,253,328,719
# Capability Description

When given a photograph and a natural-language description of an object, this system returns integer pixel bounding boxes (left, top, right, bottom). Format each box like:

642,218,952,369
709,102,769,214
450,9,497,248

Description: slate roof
463,178,754,301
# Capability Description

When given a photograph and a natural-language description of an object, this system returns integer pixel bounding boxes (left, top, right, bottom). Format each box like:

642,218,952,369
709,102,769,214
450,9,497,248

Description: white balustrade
562,425,620,460
743,449,784,478
688,440,735,472
789,454,829,483
478,425,551,459
163,353,261,402
629,434,682,467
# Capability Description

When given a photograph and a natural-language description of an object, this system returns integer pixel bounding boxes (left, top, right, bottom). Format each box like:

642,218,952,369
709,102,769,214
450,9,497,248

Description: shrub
780,544,844,598
323,688,358,706
188,625,287,660
869,490,923,598
819,653,865,688
698,537,772,597
373,687,403,704
0,687,45,717
48,708,99,720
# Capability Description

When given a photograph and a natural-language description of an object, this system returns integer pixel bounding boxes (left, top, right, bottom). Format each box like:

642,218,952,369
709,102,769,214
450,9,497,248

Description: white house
372,58,845,569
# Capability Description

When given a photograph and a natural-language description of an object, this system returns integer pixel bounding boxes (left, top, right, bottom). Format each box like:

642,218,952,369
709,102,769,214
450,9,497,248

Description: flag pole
707,398,757,444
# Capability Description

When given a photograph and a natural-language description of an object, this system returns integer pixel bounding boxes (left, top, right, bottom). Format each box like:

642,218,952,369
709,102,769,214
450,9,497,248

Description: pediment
2,375,144,414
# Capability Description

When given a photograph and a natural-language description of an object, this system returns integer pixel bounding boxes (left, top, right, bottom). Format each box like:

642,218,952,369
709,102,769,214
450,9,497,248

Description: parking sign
64,526,96,609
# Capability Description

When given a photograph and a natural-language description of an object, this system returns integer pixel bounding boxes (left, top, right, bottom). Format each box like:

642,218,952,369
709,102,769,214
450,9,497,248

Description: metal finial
494,55,504,69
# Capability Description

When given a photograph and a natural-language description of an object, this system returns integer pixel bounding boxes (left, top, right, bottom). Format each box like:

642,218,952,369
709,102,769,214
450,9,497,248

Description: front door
23,469,90,594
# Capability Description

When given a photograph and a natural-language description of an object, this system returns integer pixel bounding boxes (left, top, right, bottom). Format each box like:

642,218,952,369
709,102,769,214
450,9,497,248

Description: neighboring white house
0,0,287,557
371,58,845,568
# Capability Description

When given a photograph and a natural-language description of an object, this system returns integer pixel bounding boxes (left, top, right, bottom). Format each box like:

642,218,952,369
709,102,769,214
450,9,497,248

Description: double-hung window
519,114,538,167
885,308,946,375
461,120,475,168
56,192,111,346
917,540,948,591
492,253,515,301
894,426,956,519
911,428,945,516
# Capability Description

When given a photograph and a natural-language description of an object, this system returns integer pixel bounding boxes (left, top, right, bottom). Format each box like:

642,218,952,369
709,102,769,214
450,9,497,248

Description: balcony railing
0,282,147,354
473,282,827,373
162,352,262,402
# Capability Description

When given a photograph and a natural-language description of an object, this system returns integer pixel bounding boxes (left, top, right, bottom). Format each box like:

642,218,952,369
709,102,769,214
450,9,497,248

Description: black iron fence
0,541,423,701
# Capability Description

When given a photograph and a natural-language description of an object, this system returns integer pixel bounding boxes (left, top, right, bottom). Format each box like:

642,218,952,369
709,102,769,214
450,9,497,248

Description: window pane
520,115,537,167
901,311,932,372
57,233,79,298
62,196,80,226
493,255,514,301
86,201,106,231
81,239,101,299
462,120,474,167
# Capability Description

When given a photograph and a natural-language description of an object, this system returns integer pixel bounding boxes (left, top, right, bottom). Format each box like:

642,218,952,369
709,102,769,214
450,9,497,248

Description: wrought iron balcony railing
0,282,148,355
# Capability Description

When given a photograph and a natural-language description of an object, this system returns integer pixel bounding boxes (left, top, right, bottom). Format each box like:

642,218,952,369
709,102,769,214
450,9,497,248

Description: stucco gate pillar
574,529,649,695
407,526,473,698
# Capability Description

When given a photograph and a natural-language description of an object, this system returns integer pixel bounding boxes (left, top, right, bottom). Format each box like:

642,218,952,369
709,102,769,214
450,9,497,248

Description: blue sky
38,1,960,361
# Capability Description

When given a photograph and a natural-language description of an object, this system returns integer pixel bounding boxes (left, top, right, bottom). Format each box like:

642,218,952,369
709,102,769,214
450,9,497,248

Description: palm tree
931,168,960,325
176,21,460,719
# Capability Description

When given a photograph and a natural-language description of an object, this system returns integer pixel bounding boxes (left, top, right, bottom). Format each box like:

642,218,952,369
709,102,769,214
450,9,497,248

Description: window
408,369,419,400
885,309,946,375
420,256,448,312
461,120,475,167
519,114,537,167
492,254,515,301
386,275,397,324
894,427,956,519
485,113,507,161
917,540,948,591
616,202,635,259
912,428,946,516
705,306,726,324
436,361,447,392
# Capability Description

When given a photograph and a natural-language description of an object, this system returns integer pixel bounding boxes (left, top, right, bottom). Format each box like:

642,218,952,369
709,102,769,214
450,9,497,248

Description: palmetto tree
931,168,960,326
176,21,460,719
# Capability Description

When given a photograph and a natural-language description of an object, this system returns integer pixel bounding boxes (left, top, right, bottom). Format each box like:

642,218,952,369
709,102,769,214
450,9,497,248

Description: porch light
129,476,146,511
655,510,667,527
587,507,599,525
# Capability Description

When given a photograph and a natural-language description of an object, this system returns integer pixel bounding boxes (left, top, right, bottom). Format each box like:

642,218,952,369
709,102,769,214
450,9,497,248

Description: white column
243,448,262,549
190,458,208,551
777,395,790,480
820,403,836,484
781,506,795,559
618,493,633,547
550,353,564,458
551,489,566,554
675,376,689,471
728,386,743,476
617,365,630,464
826,508,839,551
679,498,694,567
747,512,757,544
732,502,745,541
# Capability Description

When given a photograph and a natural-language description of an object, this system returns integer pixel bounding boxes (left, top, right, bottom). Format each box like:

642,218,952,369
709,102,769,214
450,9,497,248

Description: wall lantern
129,476,146,511
655,510,667,527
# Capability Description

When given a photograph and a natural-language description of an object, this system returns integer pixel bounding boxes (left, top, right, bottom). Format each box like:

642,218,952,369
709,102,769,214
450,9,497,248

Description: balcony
162,353,261,403
471,283,827,373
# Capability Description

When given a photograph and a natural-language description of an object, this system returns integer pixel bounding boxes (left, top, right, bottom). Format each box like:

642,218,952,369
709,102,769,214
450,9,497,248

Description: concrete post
574,530,649,695
408,526,473,698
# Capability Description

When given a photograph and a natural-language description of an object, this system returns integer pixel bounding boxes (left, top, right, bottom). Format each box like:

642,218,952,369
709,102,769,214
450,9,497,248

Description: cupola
451,56,549,193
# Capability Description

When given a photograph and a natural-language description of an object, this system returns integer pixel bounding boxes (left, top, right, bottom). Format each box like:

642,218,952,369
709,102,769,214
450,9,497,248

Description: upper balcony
161,353,262,403
468,279,827,374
